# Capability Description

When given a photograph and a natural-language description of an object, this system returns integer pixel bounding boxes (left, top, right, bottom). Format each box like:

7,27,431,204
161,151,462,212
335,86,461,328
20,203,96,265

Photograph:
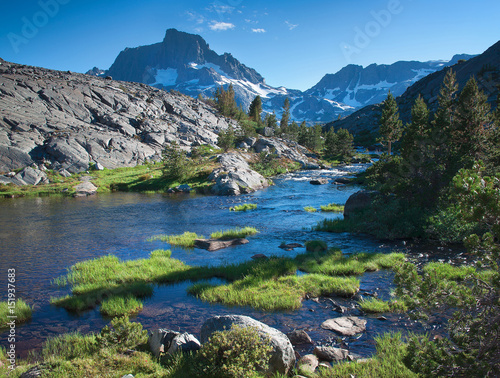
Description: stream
0,165,454,359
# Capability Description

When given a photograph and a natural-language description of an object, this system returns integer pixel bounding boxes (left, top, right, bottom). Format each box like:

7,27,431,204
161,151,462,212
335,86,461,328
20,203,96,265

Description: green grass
359,297,408,313
313,217,358,233
210,227,259,240
100,295,143,317
320,203,345,213
0,298,32,327
189,273,359,311
317,333,418,377
229,203,257,212
304,206,317,212
148,233,203,248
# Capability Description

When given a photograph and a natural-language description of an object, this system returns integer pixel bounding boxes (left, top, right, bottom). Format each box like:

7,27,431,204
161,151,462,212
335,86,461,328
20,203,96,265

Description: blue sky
1,0,499,90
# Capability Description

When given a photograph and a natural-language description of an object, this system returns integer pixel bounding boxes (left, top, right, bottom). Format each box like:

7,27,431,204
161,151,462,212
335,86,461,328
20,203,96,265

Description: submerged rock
314,346,349,362
200,315,296,375
309,178,329,185
287,329,313,345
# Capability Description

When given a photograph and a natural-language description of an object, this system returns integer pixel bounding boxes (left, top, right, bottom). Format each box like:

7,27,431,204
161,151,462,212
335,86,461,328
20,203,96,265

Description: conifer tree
323,128,338,158
336,128,354,158
248,95,262,124
379,91,403,155
280,98,290,131
401,94,430,161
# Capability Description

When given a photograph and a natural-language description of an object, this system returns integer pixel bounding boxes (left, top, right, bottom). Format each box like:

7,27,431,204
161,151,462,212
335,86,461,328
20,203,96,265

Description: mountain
306,55,474,109
90,28,475,124
326,40,500,138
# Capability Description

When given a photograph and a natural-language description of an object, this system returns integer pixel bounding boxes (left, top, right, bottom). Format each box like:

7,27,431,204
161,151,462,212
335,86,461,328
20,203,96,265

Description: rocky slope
326,40,500,136
0,58,238,174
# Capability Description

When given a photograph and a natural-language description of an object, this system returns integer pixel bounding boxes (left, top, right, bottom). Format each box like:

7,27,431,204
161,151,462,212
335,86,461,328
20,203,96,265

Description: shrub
96,315,148,351
196,324,272,378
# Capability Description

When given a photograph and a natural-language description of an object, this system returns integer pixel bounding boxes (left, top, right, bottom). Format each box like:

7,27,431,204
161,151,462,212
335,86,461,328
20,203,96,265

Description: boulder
321,316,367,336
314,346,349,362
298,354,318,374
279,243,304,250
194,238,249,251
201,315,295,376
251,253,268,260
343,190,378,219
148,329,200,357
74,181,98,197
309,178,329,185
286,330,313,345
9,167,49,186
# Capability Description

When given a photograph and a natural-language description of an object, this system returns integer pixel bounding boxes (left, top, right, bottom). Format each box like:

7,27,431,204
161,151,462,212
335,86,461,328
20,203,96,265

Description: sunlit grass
100,295,143,317
210,227,259,240
148,233,203,248
0,299,32,327
229,203,257,212
320,202,345,212
304,206,317,212
359,297,408,313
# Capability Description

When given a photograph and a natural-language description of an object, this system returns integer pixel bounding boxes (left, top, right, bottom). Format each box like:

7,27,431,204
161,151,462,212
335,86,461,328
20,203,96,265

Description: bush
161,141,190,181
196,324,272,378
96,315,148,351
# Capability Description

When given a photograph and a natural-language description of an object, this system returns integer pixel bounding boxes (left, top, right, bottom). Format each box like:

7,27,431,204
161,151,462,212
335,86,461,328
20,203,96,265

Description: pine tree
217,127,235,152
401,94,430,161
280,98,290,131
455,77,491,163
323,128,338,158
336,128,354,158
379,91,403,155
248,95,262,124
162,141,189,180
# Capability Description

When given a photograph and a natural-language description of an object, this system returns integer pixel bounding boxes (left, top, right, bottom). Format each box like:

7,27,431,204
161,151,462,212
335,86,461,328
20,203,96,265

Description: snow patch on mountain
153,68,178,86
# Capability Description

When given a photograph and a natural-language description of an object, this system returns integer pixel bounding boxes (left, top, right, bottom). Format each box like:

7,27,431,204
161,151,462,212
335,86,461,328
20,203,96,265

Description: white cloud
209,21,236,31
252,28,266,33
285,20,298,30
207,4,234,14
186,11,205,24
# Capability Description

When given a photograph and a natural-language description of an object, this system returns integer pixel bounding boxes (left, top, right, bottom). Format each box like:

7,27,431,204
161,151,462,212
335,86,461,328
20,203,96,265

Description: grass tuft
147,233,204,248
100,295,143,317
320,203,345,212
229,203,257,212
304,206,317,212
0,299,32,327
210,227,258,240
359,297,408,313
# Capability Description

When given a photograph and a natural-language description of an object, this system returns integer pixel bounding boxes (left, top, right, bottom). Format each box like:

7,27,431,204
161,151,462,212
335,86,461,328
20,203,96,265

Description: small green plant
303,206,317,212
96,315,148,351
210,227,258,240
196,324,272,378
320,203,345,212
100,295,143,317
0,299,32,327
148,232,203,248
42,332,98,360
229,203,257,212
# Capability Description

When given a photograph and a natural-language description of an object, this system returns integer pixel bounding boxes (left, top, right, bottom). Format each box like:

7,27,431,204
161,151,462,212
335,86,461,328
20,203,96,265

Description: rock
209,153,269,196
310,178,329,185
8,167,49,186
121,375,134,378
6,172,16,177
279,243,304,250
251,253,268,260
74,181,98,197
148,329,200,357
58,169,72,177
318,361,332,369
20,366,44,377
287,330,313,345
200,315,295,376
334,177,352,184
298,354,319,374
314,346,349,362
194,238,249,251
173,184,191,193
253,137,318,169
343,190,378,219
321,316,367,336
95,162,105,170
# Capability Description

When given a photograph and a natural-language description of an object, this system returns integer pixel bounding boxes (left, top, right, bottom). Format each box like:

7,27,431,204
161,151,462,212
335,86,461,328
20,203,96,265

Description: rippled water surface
0,165,447,358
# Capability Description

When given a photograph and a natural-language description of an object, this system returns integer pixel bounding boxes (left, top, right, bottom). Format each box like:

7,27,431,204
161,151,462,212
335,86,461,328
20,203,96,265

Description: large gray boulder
148,329,200,357
253,137,319,169
200,315,295,375
209,153,269,196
